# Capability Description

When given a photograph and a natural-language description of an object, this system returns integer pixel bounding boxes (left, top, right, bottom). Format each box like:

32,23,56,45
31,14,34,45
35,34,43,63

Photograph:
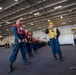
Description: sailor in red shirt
9,20,30,73
25,29,33,57
31,37,38,52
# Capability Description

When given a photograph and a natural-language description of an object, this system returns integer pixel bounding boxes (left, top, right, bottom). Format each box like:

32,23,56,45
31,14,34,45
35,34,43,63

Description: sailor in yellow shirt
49,27,57,39
48,22,64,61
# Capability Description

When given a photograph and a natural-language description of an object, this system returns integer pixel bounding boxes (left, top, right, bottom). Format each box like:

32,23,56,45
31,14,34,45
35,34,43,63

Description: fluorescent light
15,0,18,1
19,17,24,20
55,5,62,9
6,21,10,24
12,12,16,14
58,6,62,8
68,10,72,12
34,12,40,16
31,23,34,25
48,19,50,22
6,29,9,31
60,16,63,19
0,7,3,10
61,22,66,25
0,36,3,38
29,12,32,14
0,25,2,27
23,25,26,27
69,21,72,22
21,8,25,10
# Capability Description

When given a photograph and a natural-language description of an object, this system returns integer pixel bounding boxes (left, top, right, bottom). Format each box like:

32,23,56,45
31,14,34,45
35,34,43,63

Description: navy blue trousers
49,38,62,55
26,42,33,55
9,42,27,62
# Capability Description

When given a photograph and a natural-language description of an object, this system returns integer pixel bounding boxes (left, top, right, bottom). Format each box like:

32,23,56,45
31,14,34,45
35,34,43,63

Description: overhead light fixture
48,19,50,22
15,0,18,1
60,16,63,19
29,12,32,14
0,7,3,10
19,17,24,20
12,12,16,14
23,25,26,27
69,21,72,22
55,5,62,10
21,8,25,10
61,22,66,25
0,25,2,27
43,0,46,1
68,10,72,12
0,36,3,38
6,21,10,24
17,10,20,12
34,12,40,16
6,29,9,31
31,23,34,25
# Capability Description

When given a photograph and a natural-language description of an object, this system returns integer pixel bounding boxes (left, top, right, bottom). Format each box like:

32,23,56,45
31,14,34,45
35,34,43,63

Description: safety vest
14,24,24,34
49,28,57,39
32,37,36,43
25,32,32,42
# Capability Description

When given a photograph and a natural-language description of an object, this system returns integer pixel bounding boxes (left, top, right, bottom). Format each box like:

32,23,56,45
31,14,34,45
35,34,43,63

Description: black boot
29,53,34,57
59,54,64,61
23,60,30,65
53,54,57,60
29,54,34,57
8,62,13,73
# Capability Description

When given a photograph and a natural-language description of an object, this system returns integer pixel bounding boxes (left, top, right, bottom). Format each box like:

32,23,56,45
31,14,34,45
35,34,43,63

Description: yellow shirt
49,28,57,39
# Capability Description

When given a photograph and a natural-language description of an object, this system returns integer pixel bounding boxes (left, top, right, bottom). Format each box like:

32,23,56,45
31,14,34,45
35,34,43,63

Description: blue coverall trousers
49,38,62,55
9,42,27,62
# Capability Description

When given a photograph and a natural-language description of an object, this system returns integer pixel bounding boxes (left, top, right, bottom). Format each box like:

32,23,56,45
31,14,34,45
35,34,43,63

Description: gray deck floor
0,46,76,75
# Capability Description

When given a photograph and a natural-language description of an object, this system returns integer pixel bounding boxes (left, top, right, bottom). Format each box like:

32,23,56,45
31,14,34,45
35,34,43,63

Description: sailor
9,20,30,73
48,22,64,61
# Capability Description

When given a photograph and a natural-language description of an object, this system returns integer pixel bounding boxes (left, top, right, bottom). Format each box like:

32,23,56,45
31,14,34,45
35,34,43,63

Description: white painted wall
0,35,14,45
0,39,5,45
57,24,76,45
0,24,76,45
59,34,74,45
33,24,76,45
